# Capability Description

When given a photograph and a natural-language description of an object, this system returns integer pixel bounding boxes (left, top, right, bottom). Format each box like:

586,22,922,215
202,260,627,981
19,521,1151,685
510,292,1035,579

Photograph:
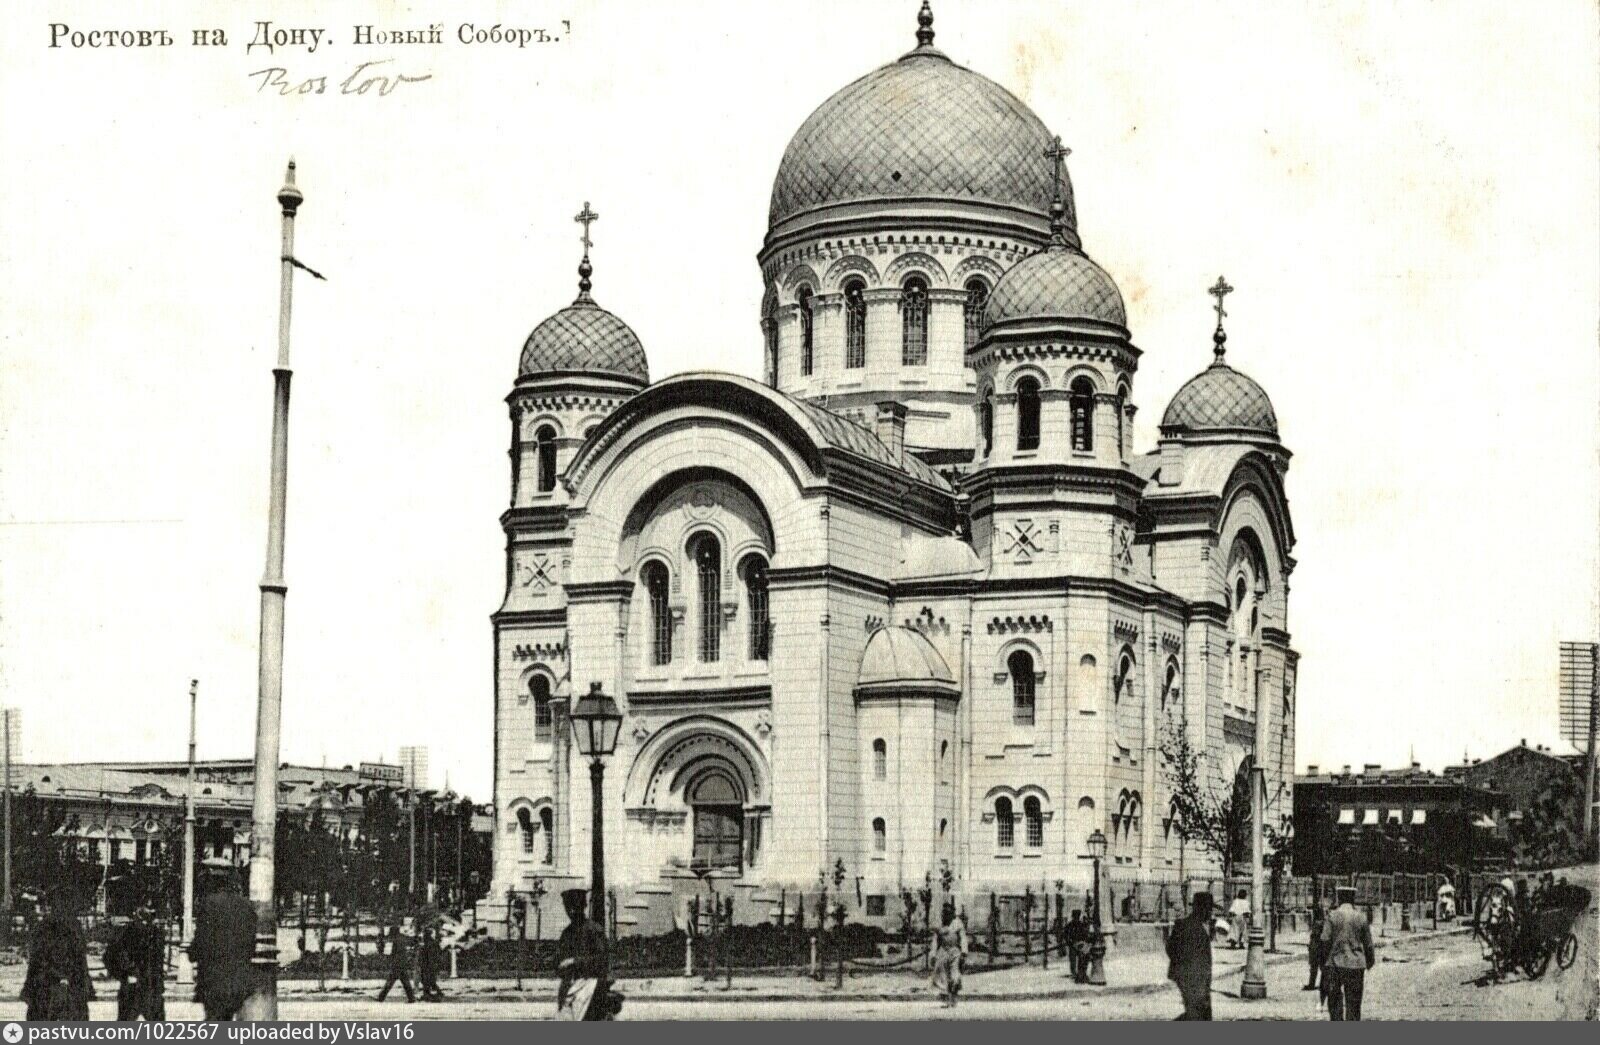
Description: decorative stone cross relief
1003,519,1044,563
1112,525,1134,572
519,553,554,591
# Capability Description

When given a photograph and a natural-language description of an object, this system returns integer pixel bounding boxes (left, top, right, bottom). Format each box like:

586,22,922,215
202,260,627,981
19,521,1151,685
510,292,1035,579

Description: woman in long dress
930,908,966,1008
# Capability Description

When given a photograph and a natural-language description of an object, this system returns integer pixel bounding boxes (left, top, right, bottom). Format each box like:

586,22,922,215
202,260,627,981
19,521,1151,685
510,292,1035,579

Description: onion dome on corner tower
1160,277,1280,444
979,138,1126,335
519,202,649,387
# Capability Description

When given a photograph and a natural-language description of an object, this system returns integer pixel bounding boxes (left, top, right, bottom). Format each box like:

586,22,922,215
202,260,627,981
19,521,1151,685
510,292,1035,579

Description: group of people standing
1166,886,1378,1021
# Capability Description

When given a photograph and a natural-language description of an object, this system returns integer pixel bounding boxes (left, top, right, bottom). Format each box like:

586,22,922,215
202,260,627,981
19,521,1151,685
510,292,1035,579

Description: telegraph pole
183,680,198,948
3,708,12,915
240,159,304,1021
1241,650,1268,999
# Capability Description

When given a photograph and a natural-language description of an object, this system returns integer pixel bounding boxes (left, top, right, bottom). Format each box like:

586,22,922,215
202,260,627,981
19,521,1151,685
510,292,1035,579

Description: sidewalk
271,922,1469,1004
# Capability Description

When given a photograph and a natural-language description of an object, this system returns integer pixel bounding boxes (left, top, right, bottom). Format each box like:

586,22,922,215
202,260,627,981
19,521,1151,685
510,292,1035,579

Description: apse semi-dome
980,247,1126,331
856,626,957,692
1161,361,1278,437
767,10,1076,241
518,258,649,386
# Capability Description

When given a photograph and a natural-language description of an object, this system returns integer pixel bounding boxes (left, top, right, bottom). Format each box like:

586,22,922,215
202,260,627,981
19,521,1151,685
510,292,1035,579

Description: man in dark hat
555,888,611,1021
417,926,444,1002
190,873,258,1021
376,924,416,1003
1166,891,1214,1020
1321,885,1375,1020
106,905,166,1020
22,891,93,1021
1063,910,1091,983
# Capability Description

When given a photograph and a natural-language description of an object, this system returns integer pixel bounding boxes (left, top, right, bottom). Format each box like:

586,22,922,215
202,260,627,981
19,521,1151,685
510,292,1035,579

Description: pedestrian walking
555,888,613,1021
21,891,92,1021
1321,886,1375,1021
418,927,445,1002
376,925,416,1003
190,877,257,1021
1166,891,1214,1020
105,905,166,1021
1064,910,1091,983
1227,889,1250,949
930,908,965,1008
1303,894,1326,993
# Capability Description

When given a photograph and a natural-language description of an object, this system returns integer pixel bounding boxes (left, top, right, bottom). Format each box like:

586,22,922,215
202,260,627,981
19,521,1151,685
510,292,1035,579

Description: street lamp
569,682,622,927
1085,829,1108,985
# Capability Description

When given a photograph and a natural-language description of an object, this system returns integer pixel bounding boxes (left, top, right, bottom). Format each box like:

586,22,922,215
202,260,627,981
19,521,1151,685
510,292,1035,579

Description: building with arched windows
488,4,1297,935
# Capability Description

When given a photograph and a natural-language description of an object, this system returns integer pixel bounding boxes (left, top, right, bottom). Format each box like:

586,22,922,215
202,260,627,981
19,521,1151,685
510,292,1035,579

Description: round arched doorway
688,767,745,872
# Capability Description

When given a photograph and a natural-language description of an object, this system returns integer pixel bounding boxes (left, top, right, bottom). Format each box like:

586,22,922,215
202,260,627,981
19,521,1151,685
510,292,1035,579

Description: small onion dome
856,625,957,697
980,247,1126,332
518,256,648,385
1160,361,1278,438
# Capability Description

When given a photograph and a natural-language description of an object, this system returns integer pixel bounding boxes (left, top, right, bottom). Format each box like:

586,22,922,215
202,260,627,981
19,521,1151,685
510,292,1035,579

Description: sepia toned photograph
0,0,1595,1024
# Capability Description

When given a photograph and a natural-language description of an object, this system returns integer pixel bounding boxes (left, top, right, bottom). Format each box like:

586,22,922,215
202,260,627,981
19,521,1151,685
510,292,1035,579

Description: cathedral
487,4,1297,935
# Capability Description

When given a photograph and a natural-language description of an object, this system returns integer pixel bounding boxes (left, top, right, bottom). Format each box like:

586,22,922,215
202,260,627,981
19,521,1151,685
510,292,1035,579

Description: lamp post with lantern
569,682,623,929
1084,829,1108,985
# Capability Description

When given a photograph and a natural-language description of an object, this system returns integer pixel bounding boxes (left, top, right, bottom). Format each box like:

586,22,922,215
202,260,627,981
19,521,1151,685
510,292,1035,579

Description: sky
0,0,1596,801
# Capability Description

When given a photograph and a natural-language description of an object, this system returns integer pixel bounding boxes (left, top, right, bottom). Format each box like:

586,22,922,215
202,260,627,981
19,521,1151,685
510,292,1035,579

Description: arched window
539,808,554,864
978,391,994,457
764,320,778,385
535,424,558,492
901,276,928,365
517,809,534,854
1127,792,1142,838
963,278,990,352
844,279,866,369
872,817,887,853
1070,378,1094,452
1116,383,1130,459
995,798,1014,849
1024,796,1044,848
743,556,770,661
798,286,815,376
642,561,672,666
872,738,887,780
1016,377,1041,451
1162,662,1180,714
1009,649,1036,726
1114,653,1134,708
530,674,554,740
689,533,722,662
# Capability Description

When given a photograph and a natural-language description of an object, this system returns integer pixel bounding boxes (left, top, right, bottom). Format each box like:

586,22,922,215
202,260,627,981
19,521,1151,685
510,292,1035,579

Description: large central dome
767,21,1075,240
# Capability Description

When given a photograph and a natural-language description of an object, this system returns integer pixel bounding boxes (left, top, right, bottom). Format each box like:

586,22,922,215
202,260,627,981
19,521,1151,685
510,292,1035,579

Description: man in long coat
1321,886,1375,1020
1166,891,1215,1020
190,881,258,1021
105,906,166,1020
555,888,612,1020
22,893,92,1021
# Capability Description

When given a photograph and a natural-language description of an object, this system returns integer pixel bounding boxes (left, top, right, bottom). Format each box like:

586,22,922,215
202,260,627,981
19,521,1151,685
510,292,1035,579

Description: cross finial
1044,136,1071,245
1208,275,1233,362
916,1,935,48
573,201,599,299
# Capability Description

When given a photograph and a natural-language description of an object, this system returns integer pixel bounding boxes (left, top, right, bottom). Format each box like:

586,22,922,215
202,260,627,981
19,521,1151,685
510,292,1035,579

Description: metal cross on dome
574,201,599,254
1044,136,1072,185
1209,275,1233,327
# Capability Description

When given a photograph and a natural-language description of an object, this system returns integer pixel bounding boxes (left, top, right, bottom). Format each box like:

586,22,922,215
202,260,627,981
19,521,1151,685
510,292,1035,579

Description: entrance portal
689,770,744,871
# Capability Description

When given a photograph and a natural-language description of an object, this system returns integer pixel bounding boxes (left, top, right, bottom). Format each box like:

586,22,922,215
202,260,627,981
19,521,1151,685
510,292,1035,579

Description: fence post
685,928,694,978
809,933,818,979
988,893,999,961
341,944,349,981
450,946,458,980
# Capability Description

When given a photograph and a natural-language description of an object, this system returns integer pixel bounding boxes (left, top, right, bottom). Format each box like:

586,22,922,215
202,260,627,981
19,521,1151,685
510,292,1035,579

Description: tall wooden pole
183,680,198,946
240,159,303,1021
3,708,12,914
1241,651,1268,999
1585,650,1598,848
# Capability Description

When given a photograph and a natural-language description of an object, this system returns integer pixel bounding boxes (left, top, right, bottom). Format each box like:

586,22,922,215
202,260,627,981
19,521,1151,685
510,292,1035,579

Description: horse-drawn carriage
1472,882,1586,981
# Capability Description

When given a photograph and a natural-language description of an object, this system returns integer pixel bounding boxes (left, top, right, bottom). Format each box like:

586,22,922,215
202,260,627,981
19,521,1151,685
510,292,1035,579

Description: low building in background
1444,740,1592,867
1292,762,1507,875
7,759,491,917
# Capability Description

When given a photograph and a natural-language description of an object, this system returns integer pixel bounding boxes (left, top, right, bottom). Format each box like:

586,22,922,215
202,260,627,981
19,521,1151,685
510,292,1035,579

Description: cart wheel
1524,947,1551,980
1557,933,1578,970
